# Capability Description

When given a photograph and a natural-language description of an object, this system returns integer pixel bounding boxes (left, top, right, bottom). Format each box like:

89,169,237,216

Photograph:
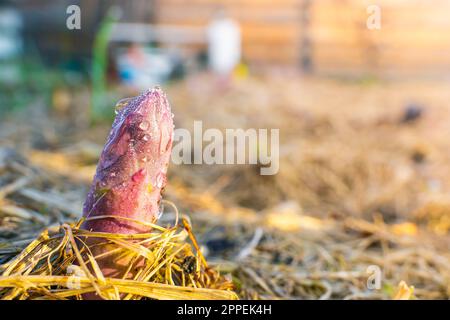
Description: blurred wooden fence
154,0,302,67
310,0,450,77
154,0,450,78
13,0,450,78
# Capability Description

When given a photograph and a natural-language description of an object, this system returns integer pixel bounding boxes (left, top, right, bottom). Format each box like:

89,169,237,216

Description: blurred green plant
0,37,85,117
90,6,122,123
0,57,64,114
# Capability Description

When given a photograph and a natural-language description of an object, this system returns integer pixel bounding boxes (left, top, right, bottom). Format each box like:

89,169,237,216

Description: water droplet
138,121,150,131
142,134,150,141
114,97,133,114
110,172,116,177
142,156,148,162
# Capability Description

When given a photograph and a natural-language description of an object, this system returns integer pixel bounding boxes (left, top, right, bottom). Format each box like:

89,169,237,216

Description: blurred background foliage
3,0,450,120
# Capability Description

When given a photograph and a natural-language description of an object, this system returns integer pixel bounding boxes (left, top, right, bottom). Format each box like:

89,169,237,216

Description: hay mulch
0,216,236,300
0,146,448,299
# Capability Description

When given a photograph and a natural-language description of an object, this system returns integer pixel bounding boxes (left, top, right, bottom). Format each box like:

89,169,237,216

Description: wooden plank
311,3,450,26
155,0,299,7
310,28,450,47
156,7,300,24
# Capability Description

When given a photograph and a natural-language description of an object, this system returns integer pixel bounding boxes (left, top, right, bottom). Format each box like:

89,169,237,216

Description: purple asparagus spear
82,87,174,234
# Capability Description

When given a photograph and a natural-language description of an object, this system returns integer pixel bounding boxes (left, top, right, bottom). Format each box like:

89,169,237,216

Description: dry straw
0,213,237,300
